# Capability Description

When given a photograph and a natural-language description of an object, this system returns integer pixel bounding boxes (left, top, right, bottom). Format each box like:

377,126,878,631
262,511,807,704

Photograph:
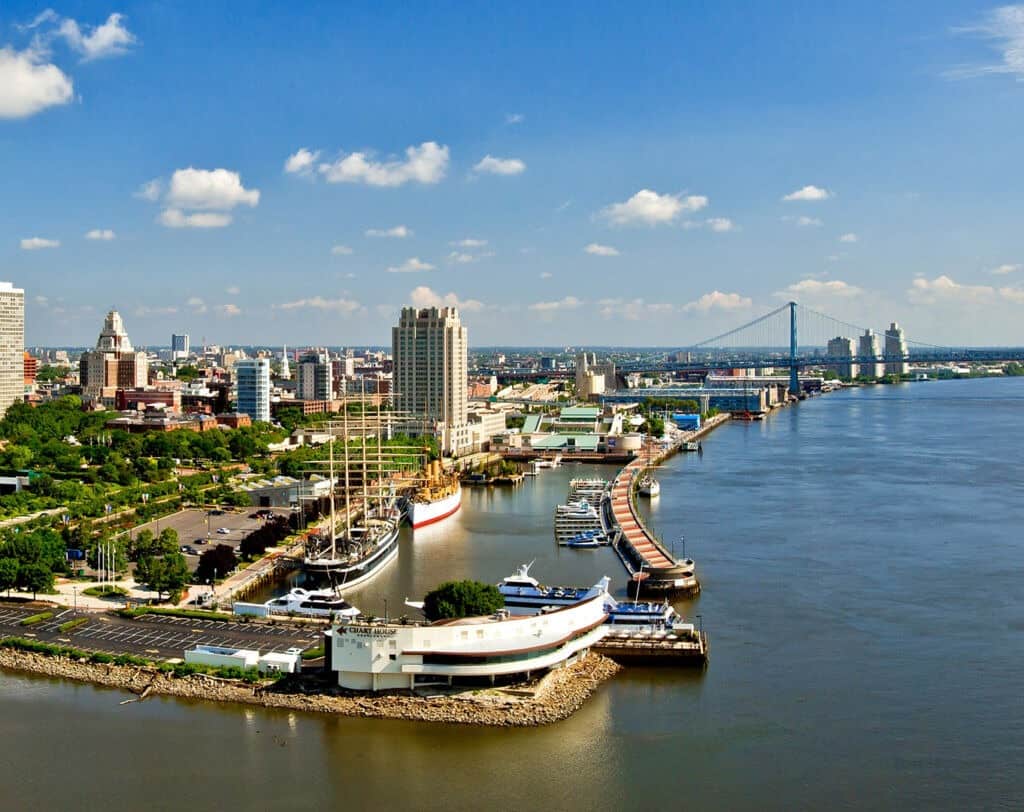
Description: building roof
558,406,601,420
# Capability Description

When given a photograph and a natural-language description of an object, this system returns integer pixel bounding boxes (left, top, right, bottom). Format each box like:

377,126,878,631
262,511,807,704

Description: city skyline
4,3,1024,346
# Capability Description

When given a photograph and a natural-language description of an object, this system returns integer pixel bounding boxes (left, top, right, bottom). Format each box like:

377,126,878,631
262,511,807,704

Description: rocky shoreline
0,649,622,727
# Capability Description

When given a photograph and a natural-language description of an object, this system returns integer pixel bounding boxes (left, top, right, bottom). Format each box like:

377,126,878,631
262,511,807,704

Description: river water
3,379,1023,810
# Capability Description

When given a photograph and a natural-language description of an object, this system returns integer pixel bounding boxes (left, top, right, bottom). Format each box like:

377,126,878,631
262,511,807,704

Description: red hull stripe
411,500,462,529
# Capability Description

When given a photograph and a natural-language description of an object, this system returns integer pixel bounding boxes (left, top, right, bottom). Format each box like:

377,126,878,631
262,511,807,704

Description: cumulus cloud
85,229,115,240
946,6,1024,80
409,286,485,312
584,243,620,256
991,263,1021,275
682,291,753,312
782,185,832,202
598,298,674,320
705,217,736,232
134,179,162,201
55,13,137,61
447,251,492,265
331,244,353,255
134,305,178,317
225,286,241,295
783,215,823,227
529,296,582,312
283,148,320,175
539,272,553,280
387,257,434,274
999,286,1024,303
451,238,487,248
215,303,241,318
505,112,525,124
20,236,60,250
781,279,862,298
600,189,707,226
165,168,260,211
318,141,449,186
907,275,994,304
839,232,858,243
187,297,207,314
276,296,362,314
365,225,411,238
473,155,526,175
159,209,232,229
0,47,73,119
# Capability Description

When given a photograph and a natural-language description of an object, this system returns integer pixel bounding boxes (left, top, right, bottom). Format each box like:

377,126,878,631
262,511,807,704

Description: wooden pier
595,628,709,666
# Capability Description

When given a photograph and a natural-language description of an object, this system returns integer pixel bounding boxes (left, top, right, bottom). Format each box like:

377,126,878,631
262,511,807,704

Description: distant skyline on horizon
4,2,1024,347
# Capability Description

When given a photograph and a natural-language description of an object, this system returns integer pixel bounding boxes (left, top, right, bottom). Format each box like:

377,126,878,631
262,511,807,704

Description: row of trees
0,527,66,597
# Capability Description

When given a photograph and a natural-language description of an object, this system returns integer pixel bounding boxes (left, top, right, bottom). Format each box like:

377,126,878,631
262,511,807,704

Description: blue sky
3,1,1024,347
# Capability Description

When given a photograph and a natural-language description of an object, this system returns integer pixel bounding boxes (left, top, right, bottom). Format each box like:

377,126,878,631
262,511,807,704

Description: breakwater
0,648,621,728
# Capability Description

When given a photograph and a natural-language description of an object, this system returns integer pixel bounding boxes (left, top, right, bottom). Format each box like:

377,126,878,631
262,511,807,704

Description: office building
235,358,271,423
171,333,190,361
79,310,149,401
858,330,885,380
884,322,909,376
392,306,469,454
297,350,334,401
826,336,859,379
0,282,25,417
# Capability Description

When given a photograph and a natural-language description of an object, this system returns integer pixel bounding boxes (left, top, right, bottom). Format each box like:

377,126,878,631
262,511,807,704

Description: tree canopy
422,580,504,621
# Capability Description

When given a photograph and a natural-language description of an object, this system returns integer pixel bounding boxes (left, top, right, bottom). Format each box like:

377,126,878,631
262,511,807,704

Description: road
0,603,321,660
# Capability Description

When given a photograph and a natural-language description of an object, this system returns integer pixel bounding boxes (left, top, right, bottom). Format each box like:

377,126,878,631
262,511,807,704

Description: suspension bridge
618,301,1024,392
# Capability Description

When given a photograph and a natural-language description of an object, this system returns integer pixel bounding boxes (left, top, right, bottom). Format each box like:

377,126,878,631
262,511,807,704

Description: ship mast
328,426,337,560
342,395,351,540
360,378,370,523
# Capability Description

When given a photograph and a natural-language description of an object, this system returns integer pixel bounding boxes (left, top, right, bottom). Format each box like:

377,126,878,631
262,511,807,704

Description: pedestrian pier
595,627,709,666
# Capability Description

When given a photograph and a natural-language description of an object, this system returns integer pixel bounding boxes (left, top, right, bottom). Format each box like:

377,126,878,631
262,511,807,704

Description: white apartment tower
857,330,885,380
884,322,909,376
392,306,469,454
0,282,25,418
826,336,858,380
235,358,271,422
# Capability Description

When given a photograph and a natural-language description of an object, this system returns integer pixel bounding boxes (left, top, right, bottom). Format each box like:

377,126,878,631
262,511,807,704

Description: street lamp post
679,536,686,562
634,562,647,603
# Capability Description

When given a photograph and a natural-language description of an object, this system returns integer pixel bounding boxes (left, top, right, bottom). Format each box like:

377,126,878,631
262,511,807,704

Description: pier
604,414,730,596
595,627,709,666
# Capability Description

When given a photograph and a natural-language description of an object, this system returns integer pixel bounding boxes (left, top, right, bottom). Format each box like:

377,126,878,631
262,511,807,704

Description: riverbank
0,648,622,727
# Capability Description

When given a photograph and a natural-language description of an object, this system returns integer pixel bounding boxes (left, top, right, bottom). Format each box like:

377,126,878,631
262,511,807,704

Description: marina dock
595,628,709,666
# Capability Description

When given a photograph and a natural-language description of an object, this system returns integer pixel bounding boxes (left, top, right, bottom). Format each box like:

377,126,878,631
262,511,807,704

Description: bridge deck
609,454,674,570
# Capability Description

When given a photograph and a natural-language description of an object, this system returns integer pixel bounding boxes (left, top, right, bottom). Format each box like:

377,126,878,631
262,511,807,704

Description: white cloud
600,189,707,226
682,291,753,312
318,141,449,186
908,275,994,304
134,179,162,201
946,6,1024,80
839,232,858,243
705,217,736,232
783,215,823,227
165,168,260,211
505,112,525,124
473,155,526,175
276,296,362,314
225,286,241,295
539,272,553,279
782,185,832,202
187,297,207,314
450,238,487,248
85,229,115,241
387,257,434,274
598,298,674,320
331,244,354,256
20,237,60,250
448,252,475,264
991,263,1021,275
56,13,137,61
584,243,620,256
365,225,411,238
999,286,1024,303
529,296,582,312
409,286,485,312
134,305,178,317
284,148,320,175
0,47,73,119
215,303,241,318
159,209,232,229
781,279,862,298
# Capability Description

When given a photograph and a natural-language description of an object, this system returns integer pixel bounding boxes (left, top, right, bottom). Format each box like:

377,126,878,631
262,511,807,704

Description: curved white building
328,593,608,691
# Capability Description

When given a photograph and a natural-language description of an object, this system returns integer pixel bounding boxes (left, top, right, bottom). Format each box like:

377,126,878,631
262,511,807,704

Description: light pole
633,562,647,603
679,536,686,562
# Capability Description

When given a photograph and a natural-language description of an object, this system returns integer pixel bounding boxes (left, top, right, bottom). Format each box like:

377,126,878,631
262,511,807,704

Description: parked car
216,527,231,534
208,509,225,516
193,538,208,545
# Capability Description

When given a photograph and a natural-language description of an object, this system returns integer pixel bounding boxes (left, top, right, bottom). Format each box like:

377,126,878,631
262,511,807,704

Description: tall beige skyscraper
79,310,149,400
392,306,469,454
0,282,25,418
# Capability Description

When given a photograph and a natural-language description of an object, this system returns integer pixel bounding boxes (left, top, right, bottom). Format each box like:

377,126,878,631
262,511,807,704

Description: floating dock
595,628,709,666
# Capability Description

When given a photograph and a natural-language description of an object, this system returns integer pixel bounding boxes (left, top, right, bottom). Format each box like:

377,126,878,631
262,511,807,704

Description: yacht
262,587,361,619
637,475,661,497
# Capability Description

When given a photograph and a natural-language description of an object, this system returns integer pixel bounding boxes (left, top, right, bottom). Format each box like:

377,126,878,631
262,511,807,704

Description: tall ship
303,397,405,591
407,459,462,529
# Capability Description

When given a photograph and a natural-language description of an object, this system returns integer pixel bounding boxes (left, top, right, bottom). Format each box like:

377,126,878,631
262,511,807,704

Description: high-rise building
79,310,149,400
297,349,333,400
857,330,885,379
171,333,190,361
826,336,858,379
884,322,909,376
279,345,291,380
392,306,469,454
0,282,25,417
235,358,271,422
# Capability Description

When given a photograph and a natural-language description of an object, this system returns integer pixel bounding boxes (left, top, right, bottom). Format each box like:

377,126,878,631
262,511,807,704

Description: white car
216,527,231,534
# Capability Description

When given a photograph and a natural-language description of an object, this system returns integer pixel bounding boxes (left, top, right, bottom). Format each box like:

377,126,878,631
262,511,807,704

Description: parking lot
0,604,320,660
132,507,293,561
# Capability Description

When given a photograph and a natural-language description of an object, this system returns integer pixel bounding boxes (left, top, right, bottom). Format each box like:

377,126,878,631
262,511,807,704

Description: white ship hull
409,484,462,529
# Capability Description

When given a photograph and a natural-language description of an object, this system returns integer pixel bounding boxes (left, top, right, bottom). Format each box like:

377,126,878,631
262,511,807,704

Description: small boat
638,476,660,497
564,530,605,548
246,587,360,619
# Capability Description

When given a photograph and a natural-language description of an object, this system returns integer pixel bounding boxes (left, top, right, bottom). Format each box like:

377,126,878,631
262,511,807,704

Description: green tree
195,544,238,582
0,557,18,596
422,580,504,621
20,561,54,598
158,527,180,555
